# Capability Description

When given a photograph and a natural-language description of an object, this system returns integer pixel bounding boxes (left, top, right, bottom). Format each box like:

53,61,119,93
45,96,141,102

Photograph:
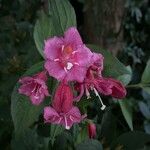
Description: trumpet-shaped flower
74,53,126,110
44,83,84,129
18,71,49,105
44,27,92,82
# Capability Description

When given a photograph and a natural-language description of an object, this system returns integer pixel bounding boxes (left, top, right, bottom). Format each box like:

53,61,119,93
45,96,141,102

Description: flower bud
88,122,96,139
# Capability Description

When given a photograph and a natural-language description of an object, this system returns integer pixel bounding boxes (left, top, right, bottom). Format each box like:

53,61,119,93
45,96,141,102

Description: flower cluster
18,27,126,129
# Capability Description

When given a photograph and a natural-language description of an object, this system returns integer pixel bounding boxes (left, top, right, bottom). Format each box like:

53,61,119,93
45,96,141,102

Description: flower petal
95,78,126,99
91,53,104,73
30,92,45,105
44,60,66,81
66,66,87,82
73,84,84,101
19,77,33,84
52,83,73,113
44,106,62,124
64,27,83,49
60,106,82,129
44,36,63,60
18,82,35,96
95,78,113,95
73,45,93,67
107,78,127,99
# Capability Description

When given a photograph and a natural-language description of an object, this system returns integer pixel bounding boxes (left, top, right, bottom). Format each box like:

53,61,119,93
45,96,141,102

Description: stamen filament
85,87,91,99
64,67,68,73
61,45,65,52
93,88,106,110
64,116,70,130
72,51,78,55
54,58,60,62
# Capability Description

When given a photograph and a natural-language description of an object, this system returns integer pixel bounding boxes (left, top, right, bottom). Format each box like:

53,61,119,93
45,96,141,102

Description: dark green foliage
0,0,150,149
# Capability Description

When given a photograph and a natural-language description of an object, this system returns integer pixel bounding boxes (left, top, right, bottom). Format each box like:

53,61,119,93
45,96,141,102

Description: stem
126,83,150,88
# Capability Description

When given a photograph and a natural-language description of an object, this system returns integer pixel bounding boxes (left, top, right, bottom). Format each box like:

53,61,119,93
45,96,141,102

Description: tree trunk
83,0,125,55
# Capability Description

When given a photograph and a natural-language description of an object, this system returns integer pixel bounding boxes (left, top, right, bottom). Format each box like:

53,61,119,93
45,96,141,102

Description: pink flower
18,71,49,105
44,27,92,82
88,122,96,139
74,53,126,110
44,83,84,129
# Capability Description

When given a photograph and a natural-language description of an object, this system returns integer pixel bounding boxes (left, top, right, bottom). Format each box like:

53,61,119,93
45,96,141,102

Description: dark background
0,0,150,149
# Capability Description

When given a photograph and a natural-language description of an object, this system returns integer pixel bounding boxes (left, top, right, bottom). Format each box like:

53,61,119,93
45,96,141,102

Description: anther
66,62,73,70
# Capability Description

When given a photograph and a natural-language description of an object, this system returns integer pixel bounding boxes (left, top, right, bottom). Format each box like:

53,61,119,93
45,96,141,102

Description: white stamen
74,62,79,66
64,67,68,73
85,87,91,99
69,115,73,121
93,88,106,110
72,51,78,55
66,62,73,70
61,45,65,52
54,58,60,62
57,117,62,124
34,95,39,99
64,116,70,130
31,84,37,93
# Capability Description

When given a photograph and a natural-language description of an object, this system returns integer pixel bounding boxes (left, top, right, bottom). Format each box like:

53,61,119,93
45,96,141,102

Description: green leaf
119,99,133,131
111,131,150,150
141,59,150,84
139,101,150,120
34,11,53,57
50,124,64,145
34,0,76,57
117,66,132,85
48,0,77,35
11,129,39,150
11,61,47,137
87,45,131,78
76,139,103,150
143,87,150,95
76,126,88,145
100,109,117,145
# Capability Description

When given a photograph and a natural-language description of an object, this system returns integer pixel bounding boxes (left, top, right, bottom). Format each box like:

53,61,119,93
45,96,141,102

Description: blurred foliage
0,0,150,149
0,0,42,149
122,0,150,65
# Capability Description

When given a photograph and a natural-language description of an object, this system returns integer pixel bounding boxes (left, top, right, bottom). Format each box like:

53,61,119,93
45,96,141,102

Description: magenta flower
44,82,84,129
74,53,126,110
44,27,92,82
88,122,96,139
18,71,49,105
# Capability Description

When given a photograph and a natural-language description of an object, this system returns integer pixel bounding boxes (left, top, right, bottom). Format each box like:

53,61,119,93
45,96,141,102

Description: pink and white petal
18,83,35,96
44,60,66,81
43,88,50,96
66,66,87,82
67,106,82,123
91,53,104,71
44,107,63,125
44,36,63,60
64,27,83,49
30,93,45,105
107,78,127,99
59,107,82,130
35,78,45,85
65,107,82,129
19,77,33,84
74,45,93,67
95,78,113,95
73,84,84,102
34,71,47,81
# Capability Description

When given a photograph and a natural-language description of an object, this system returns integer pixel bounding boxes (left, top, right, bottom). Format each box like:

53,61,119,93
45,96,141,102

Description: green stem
126,83,150,88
